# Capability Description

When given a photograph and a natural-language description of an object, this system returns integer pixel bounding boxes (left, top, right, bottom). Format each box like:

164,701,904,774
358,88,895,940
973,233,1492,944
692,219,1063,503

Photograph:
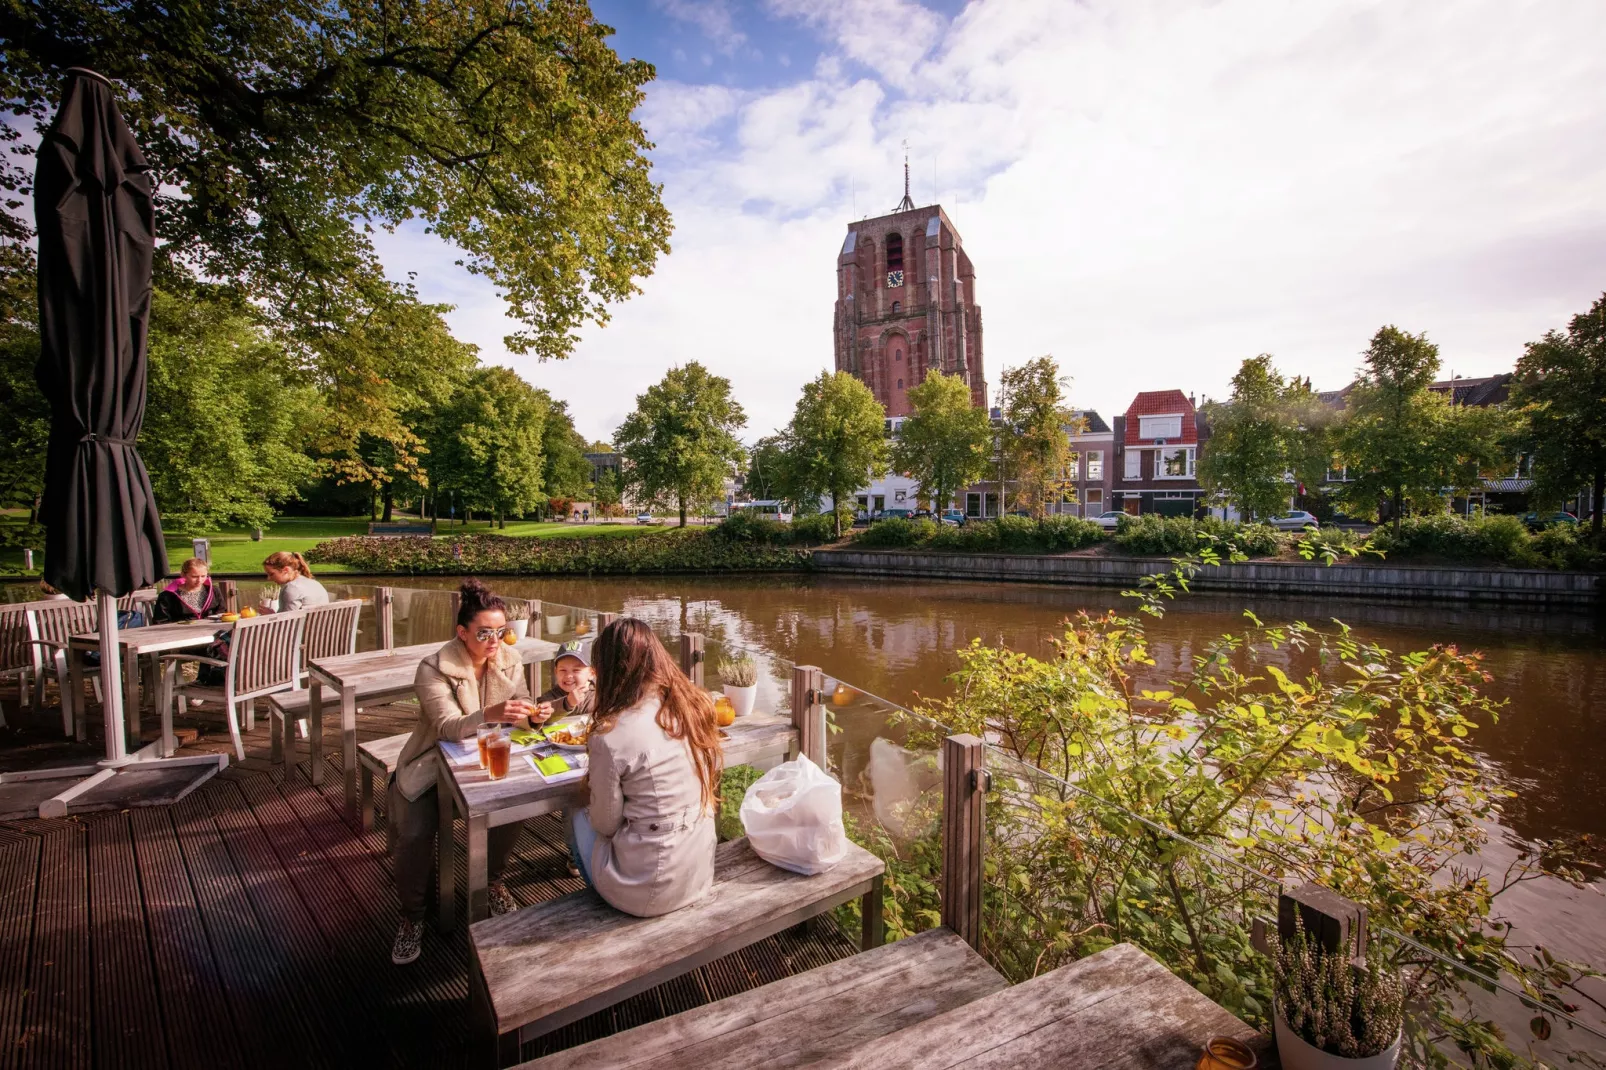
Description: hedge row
1371,514,1601,571
305,530,812,574
855,514,1105,552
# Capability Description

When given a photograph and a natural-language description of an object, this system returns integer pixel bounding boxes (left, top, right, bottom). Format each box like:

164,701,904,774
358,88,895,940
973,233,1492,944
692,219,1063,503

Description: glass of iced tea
485,726,512,781
476,723,497,769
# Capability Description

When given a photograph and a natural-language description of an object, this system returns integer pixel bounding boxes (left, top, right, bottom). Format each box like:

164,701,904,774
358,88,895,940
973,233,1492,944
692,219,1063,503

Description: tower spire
896,139,915,211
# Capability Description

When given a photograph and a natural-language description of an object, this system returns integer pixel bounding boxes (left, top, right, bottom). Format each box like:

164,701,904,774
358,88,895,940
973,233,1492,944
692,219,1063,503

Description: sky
374,0,1606,445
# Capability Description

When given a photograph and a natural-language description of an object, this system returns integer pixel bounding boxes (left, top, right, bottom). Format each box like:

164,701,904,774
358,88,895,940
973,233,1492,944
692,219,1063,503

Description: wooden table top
442,710,797,821
68,618,228,654
310,637,559,692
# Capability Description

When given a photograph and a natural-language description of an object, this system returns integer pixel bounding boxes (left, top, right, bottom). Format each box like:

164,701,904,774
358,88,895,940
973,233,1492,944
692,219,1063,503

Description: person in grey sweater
259,551,330,612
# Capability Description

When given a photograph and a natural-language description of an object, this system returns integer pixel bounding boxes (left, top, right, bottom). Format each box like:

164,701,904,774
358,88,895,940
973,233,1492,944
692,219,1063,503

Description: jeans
392,781,520,923
565,807,598,889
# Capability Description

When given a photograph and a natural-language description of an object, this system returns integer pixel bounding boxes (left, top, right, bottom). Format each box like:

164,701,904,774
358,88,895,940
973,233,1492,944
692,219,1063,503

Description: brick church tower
833,172,985,417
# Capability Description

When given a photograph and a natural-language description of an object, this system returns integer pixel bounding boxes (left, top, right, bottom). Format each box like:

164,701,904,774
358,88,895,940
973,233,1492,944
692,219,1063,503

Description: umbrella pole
97,589,129,765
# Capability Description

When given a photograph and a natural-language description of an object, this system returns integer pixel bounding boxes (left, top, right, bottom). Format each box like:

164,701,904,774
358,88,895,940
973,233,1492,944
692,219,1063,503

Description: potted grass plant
718,653,759,718
1273,924,1404,1070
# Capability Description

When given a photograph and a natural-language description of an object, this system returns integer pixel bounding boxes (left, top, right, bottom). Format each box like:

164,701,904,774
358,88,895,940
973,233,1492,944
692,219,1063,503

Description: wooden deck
0,698,860,1069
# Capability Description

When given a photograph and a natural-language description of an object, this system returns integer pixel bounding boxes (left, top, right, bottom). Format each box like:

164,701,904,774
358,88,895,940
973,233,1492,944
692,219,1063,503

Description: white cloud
388,0,1606,441
653,0,747,55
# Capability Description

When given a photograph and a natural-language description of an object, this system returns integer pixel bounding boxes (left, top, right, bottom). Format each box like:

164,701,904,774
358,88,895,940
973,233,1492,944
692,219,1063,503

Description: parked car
635,512,654,524
1522,510,1578,530
877,508,915,520
940,509,965,526
1090,511,1129,531
1266,510,1320,531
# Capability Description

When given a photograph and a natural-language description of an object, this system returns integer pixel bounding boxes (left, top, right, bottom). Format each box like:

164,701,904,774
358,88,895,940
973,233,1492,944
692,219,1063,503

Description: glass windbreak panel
324,582,382,651
537,601,595,644
1366,923,1606,1067
981,746,1282,1027
388,587,459,648
823,677,949,943
702,636,789,725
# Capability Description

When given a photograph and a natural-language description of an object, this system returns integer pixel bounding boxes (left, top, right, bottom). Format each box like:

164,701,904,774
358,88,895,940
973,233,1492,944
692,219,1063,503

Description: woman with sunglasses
390,579,543,965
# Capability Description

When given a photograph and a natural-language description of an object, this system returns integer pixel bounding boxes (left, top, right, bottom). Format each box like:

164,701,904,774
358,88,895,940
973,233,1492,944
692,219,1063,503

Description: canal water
365,572,1606,978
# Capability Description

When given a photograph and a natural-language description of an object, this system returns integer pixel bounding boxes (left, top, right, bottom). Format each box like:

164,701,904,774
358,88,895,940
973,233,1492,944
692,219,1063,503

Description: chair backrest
0,609,33,674
228,612,306,698
117,588,158,613
302,599,362,668
29,600,99,650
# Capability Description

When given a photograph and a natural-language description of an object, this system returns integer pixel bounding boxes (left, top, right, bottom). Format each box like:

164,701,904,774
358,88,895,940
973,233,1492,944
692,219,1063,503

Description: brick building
1110,390,1211,517
1050,410,1116,518
834,195,986,417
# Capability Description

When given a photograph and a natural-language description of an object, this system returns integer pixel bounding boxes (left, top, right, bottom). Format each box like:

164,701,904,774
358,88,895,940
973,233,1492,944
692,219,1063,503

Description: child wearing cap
537,640,596,722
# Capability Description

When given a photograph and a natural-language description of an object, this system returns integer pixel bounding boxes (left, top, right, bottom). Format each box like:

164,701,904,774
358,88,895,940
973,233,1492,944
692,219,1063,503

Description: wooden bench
515,926,1004,1070
367,522,432,536
808,942,1267,1069
357,732,411,845
471,836,885,1065
267,688,313,765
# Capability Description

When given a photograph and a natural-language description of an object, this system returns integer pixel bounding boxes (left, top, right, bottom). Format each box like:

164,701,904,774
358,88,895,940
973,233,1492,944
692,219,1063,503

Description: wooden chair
157,611,306,761
0,608,33,727
300,599,362,683
26,600,98,736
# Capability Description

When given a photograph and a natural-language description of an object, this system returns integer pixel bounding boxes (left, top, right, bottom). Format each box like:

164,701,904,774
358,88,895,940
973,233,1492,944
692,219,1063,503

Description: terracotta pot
1274,1015,1400,1070
722,683,757,718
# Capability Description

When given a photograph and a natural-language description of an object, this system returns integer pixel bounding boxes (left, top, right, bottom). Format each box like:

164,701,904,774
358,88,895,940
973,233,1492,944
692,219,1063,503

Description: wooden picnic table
308,637,559,819
68,618,230,754
436,708,798,929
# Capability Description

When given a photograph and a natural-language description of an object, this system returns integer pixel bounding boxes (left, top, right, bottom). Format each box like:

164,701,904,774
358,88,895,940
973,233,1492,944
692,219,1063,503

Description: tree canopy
426,365,549,525
538,396,594,501
1,0,671,358
997,357,1072,518
1196,355,1297,521
614,362,746,527
891,371,992,515
779,371,888,535
1512,292,1606,540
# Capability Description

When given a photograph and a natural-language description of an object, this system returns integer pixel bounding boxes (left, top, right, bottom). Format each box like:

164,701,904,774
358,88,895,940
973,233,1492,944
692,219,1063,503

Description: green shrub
1529,523,1604,571
1297,527,1377,564
994,514,1040,552
931,520,1001,552
1036,514,1104,551
856,517,936,548
306,529,811,573
788,512,838,544
714,511,791,544
1113,514,1199,555
1475,514,1530,563
717,764,764,842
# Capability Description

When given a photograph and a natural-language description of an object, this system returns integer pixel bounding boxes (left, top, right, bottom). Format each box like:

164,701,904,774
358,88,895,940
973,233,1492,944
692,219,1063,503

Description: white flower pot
722,683,757,718
1275,1014,1401,1070
509,618,529,640
545,614,569,635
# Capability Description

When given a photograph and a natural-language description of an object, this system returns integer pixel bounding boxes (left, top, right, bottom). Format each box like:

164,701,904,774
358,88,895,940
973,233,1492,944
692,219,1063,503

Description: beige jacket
586,693,717,917
395,637,530,800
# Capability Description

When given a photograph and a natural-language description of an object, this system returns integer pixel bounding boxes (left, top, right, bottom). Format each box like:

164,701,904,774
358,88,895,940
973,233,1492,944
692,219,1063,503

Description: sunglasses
471,626,513,642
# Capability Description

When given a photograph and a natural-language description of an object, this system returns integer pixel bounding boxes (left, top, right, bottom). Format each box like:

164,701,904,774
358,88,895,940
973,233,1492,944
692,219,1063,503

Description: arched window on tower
897,378,904,389
891,300,900,313
894,347,903,362
885,233,903,274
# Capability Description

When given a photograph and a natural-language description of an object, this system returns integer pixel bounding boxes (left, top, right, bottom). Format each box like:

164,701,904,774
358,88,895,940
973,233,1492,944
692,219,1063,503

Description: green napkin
535,754,572,777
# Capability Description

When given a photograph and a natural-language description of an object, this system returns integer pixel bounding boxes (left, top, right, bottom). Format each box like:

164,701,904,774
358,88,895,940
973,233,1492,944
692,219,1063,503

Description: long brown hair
591,618,722,813
263,550,313,578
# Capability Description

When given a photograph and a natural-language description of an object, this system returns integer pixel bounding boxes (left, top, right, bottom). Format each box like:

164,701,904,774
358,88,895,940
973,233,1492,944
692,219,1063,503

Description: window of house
894,489,907,503
1161,448,1195,477
1086,450,1103,480
1138,415,1183,440
1325,465,1348,482
1123,449,1142,479
1084,489,1104,513
886,233,903,274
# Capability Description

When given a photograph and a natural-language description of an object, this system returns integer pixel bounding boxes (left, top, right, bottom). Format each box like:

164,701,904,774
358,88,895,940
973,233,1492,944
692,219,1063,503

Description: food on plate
549,726,589,747
219,612,240,622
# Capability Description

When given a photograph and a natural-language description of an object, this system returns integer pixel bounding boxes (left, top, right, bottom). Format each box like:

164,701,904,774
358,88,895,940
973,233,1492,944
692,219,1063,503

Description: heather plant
1274,922,1404,1058
716,652,757,688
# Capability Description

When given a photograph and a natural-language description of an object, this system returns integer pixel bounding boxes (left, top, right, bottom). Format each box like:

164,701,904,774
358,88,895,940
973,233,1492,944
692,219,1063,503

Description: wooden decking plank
83,813,166,1070
200,779,385,1066
0,825,40,1069
127,807,238,1070
168,790,328,1069
18,820,89,1070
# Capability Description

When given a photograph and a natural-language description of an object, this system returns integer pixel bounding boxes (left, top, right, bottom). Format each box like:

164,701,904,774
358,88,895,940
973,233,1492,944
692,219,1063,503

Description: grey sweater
275,575,330,612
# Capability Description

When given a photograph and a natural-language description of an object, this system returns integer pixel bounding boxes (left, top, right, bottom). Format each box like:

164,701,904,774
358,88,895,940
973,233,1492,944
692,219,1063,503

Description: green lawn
2,513,671,578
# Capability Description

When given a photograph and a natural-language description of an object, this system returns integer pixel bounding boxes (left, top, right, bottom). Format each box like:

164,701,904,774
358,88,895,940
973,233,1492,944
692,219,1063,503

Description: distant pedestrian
583,508,590,523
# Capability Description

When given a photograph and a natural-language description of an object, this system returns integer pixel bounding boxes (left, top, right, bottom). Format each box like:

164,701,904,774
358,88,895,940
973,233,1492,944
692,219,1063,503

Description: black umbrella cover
34,68,167,600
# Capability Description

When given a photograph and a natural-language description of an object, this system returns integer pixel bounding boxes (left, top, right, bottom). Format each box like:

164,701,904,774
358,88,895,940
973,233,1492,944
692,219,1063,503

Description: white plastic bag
739,754,848,875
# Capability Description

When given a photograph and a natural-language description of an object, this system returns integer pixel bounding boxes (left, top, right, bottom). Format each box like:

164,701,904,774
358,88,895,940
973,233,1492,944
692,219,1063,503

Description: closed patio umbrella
34,67,167,764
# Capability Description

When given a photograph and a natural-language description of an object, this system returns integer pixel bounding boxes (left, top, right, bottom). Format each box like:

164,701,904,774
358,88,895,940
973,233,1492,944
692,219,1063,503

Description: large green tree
614,362,746,527
1512,292,1606,541
781,371,888,535
142,288,322,531
997,357,1072,518
1334,326,1508,532
427,366,548,526
538,395,594,501
1197,354,1295,521
0,243,45,516
744,435,800,506
1,0,671,359
891,371,992,515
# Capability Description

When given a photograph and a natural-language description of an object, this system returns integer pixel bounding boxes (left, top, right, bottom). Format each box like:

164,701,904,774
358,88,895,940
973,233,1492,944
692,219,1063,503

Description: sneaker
391,920,424,965
567,862,580,879
488,881,518,916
